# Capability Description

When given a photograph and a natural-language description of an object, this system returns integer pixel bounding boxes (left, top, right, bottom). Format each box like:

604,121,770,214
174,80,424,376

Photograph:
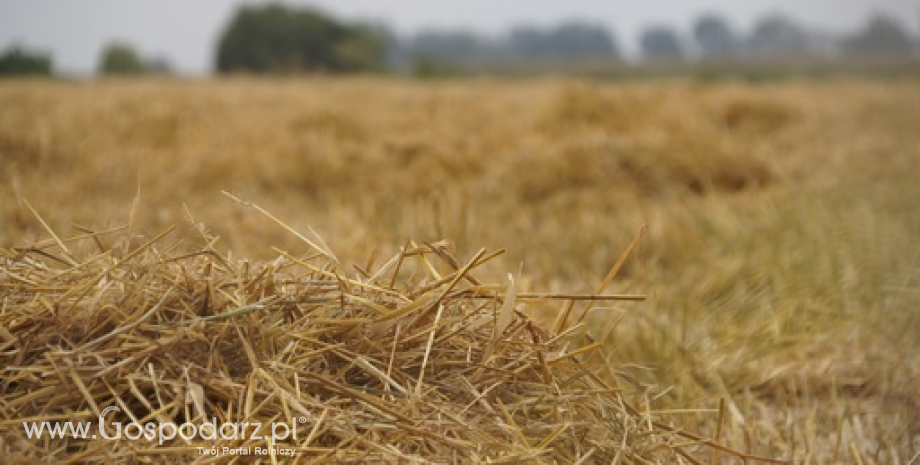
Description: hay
0,219,773,463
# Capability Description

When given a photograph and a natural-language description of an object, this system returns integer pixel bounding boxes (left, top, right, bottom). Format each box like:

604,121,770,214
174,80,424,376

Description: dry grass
2,215,726,462
1,76,919,463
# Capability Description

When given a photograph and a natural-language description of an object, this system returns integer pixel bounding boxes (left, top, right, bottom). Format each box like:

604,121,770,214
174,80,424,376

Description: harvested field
1,77,919,463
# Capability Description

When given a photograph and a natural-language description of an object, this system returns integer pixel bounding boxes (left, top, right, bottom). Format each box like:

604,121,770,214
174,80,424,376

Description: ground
1,76,918,462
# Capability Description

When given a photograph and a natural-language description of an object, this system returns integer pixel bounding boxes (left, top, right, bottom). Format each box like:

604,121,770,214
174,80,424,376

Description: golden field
2,77,919,462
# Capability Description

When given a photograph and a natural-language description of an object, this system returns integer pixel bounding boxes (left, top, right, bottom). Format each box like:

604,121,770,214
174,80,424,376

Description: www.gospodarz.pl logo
23,406,306,446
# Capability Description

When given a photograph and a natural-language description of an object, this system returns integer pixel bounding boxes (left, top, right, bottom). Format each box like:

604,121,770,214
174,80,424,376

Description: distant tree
215,4,387,73
394,21,620,72
408,30,495,64
335,23,391,71
747,14,813,59
548,22,620,58
0,46,53,77
842,14,914,58
508,26,549,58
506,22,619,59
99,42,147,75
694,14,740,59
639,26,685,61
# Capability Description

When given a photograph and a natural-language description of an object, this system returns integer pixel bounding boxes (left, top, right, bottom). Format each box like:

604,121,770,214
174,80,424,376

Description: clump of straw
0,209,778,463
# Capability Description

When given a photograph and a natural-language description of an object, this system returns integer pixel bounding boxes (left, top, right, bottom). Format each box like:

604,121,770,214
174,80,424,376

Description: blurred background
1,0,918,78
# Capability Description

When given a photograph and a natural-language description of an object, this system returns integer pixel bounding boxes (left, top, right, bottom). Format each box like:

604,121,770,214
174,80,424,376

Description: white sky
0,0,917,75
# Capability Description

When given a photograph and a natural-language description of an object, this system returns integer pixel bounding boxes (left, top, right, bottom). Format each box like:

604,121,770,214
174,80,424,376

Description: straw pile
0,214,767,463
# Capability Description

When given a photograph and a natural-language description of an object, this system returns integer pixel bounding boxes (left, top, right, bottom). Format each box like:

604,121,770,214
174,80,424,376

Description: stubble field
2,77,919,462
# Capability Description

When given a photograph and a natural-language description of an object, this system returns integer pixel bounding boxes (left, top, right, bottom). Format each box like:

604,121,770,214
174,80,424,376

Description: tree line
398,12,917,70
1,4,917,77
644,13,915,62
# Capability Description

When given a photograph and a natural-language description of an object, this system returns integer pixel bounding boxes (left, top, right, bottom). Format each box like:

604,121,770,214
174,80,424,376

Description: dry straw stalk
0,214,779,463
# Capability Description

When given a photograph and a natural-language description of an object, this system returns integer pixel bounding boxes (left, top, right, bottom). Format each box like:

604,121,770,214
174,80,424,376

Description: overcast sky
1,0,917,75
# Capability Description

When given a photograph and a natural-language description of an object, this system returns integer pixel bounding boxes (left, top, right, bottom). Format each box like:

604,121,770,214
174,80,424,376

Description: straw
0,220,780,463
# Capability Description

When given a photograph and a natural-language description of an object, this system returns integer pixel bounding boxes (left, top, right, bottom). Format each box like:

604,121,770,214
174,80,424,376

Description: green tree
0,46,53,77
215,4,387,73
98,42,147,75
333,24,389,72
